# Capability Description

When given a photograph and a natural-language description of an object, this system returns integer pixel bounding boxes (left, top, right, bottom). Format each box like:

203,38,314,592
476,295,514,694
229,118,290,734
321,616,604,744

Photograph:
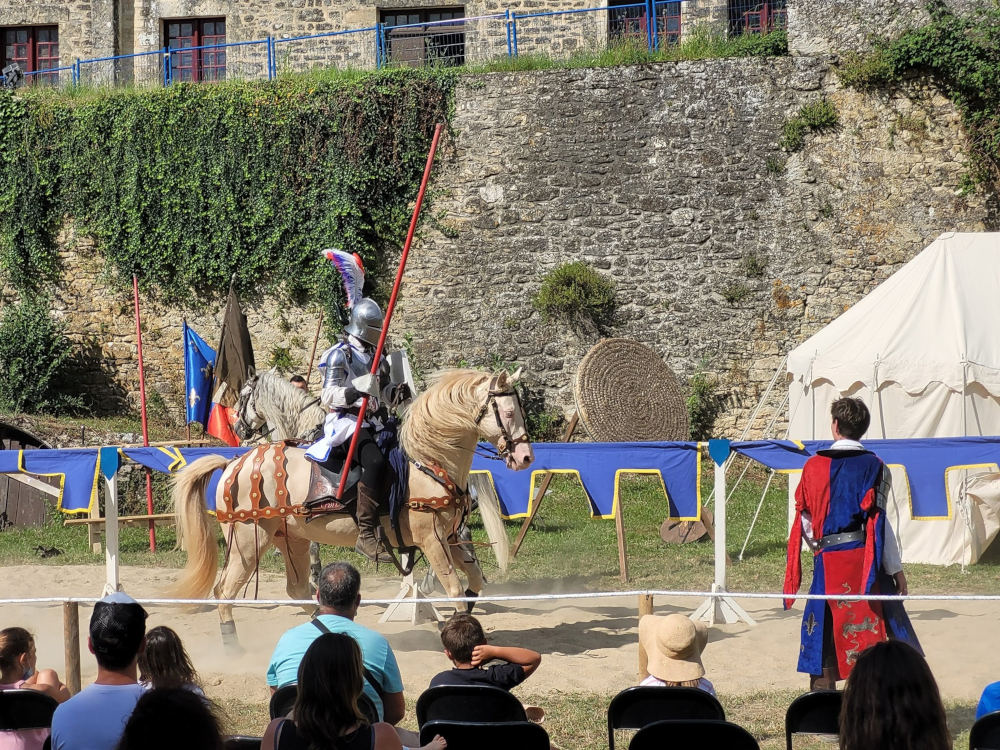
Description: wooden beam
511,412,579,558
65,513,175,527
63,602,80,695
4,472,60,497
615,492,629,583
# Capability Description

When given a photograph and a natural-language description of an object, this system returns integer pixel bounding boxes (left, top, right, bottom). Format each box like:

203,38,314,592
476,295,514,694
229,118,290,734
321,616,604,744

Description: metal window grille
1,25,59,84
608,1,681,48
166,17,226,82
728,0,787,35
381,8,466,68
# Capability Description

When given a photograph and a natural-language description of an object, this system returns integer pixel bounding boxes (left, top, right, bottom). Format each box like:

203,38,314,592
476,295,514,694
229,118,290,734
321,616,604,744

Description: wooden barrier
63,602,80,695
637,594,654,681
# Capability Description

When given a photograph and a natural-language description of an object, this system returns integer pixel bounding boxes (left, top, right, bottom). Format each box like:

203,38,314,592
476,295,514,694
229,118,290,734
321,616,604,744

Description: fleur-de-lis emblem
805,613,818,636
188,387,201,409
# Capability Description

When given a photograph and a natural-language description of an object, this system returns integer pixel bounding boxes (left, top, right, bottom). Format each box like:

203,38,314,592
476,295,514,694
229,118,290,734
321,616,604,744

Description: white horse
172,369,532,647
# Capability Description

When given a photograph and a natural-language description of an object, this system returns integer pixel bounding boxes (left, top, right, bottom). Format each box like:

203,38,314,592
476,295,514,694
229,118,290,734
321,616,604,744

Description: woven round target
573,338,688,441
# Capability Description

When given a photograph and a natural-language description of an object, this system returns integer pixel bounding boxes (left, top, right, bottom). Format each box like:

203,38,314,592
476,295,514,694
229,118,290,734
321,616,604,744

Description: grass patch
3,456,999,595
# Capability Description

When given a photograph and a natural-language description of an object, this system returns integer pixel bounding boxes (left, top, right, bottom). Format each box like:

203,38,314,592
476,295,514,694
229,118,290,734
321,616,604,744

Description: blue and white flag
183,320,216,427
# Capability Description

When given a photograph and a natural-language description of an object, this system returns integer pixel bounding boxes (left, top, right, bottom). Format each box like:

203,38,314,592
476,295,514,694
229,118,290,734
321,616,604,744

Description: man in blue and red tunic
783,397,921,689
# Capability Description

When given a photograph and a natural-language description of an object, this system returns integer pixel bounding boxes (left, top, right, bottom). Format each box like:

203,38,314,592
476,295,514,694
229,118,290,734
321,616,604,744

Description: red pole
132,275,156,552
336,122,444,499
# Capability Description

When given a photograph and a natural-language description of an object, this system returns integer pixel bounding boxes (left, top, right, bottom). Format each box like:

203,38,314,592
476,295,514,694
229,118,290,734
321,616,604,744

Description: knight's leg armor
354,427,391,562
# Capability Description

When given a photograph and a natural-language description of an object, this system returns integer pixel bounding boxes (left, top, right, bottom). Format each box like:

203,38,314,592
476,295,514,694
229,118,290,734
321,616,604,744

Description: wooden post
87,500,102,555
103,462,120,594
305,311,325,386
63,602,80,695
511,412,579,558
638,594,654,681
615,494,629,583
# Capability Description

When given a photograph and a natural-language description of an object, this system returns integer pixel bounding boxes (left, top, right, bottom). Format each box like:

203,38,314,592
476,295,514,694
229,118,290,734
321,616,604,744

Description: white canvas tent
786,232,1000,565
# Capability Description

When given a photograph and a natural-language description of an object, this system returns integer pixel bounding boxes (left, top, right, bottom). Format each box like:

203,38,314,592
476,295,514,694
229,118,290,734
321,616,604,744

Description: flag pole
132,274,156,552
336,122,443,499
305,311,325,387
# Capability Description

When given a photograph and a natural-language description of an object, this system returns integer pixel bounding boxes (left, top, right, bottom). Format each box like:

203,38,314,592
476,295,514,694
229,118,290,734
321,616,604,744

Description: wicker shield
573,338,689,442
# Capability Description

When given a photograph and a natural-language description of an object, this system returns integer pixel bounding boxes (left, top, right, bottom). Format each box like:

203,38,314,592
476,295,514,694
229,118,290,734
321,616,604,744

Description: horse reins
473,375,530,461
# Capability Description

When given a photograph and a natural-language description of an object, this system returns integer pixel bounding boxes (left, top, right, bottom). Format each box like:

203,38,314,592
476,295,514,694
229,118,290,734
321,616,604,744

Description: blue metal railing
0,0,763,90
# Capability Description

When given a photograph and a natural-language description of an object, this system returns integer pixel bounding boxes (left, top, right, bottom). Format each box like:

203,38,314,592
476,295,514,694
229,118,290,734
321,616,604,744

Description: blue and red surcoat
783,448,921,679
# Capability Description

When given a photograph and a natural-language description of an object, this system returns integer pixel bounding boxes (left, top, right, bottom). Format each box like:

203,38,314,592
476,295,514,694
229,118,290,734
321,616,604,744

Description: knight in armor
305,298,399,562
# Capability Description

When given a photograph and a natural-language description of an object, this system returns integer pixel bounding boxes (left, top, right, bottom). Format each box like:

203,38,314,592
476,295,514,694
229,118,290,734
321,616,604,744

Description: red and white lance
336,122,444,500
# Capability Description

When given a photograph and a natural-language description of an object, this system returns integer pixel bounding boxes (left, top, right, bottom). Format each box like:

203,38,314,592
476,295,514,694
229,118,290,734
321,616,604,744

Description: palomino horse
172,368,533,646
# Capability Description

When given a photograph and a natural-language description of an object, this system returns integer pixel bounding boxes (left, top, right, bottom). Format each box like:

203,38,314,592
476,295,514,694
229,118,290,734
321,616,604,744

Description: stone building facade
2,0,995,437
1,0,796,84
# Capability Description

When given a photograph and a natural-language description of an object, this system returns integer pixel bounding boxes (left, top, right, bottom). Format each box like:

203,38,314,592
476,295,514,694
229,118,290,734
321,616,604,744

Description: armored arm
320,345,363,410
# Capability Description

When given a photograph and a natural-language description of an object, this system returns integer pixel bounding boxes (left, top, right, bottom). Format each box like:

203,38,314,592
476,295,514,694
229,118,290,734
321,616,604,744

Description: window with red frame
2,26,59,84
165,18,226,82
608,1,681,48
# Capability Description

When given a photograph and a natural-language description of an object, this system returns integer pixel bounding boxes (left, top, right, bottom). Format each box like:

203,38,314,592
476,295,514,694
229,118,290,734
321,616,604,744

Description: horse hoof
220,621,245,656
464,588,479,614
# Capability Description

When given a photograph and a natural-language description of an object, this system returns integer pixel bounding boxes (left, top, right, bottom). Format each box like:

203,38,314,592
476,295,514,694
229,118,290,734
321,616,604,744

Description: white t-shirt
640,674,716,696
51,683,145,750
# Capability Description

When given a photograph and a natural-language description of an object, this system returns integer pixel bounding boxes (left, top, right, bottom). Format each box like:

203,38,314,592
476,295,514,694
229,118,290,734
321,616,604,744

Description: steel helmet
345,298,383,346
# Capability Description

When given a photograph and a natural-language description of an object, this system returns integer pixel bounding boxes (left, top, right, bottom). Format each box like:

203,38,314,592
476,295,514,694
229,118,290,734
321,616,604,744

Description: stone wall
392,58,995,437
788,0,984,56
42,227,323,420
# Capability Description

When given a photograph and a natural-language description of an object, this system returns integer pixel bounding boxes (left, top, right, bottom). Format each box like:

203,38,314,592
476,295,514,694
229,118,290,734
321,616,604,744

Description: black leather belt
818,530,865,549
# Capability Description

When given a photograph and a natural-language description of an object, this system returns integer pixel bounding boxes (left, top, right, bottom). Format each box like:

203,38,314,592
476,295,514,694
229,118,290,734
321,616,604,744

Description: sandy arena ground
1,564,995,708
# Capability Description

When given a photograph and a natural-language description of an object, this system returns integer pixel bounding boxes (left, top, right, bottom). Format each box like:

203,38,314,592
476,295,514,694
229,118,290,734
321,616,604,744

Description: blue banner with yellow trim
471,441,702,520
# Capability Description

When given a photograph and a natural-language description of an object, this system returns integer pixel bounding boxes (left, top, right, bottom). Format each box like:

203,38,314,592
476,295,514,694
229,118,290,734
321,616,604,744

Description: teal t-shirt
266,614,403,720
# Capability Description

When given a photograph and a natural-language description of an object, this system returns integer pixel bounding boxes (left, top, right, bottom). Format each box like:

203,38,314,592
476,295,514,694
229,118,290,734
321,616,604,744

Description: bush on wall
532,261,616,330
0,298,84,414
0,69,454,319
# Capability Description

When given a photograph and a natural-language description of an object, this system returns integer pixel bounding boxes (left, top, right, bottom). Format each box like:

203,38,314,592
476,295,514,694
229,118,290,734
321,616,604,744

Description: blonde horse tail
171,454,229,599
472,474,510,576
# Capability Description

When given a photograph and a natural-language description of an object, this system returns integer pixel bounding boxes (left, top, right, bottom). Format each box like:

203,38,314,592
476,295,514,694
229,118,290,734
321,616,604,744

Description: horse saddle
305,461,362,516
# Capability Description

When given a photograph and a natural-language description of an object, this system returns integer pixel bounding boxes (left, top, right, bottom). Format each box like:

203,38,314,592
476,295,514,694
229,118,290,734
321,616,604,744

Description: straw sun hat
639,614,708,683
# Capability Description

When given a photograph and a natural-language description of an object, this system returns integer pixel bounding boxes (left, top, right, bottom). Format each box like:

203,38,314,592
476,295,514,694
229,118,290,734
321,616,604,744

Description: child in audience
429,613,541,690
637,613,715,696
115,688,224,750
977,680,1000,719
1,627,70,750
0,626,70,702
262,633,444,750
840,640,951,750
138,626,203,695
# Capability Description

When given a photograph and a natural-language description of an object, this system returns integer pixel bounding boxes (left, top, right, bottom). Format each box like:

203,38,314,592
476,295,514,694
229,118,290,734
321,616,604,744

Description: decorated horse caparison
172,368,534,646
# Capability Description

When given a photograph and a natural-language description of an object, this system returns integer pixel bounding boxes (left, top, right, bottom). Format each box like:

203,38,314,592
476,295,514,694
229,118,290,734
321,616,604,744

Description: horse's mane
254,370,326,439
400,369,490,467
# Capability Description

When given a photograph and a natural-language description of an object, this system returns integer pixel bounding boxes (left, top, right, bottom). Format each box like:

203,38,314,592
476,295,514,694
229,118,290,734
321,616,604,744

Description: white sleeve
877,467,903,575
800,511,819,551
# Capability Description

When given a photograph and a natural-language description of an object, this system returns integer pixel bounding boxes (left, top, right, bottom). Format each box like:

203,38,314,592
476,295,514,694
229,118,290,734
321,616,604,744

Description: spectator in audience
115,688,223,750
429,613,541,690
267,562,404,724
977,680,1000,719
263,633,444,750
0,626,70,702
637,613,715,696
840,640,950,750
0,626,69,750
290,375,308,391
50,592,148,750
784,397,921,690
138,626,203,695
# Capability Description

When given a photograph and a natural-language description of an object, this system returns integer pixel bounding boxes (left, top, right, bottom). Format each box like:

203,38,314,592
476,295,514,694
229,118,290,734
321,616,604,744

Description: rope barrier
3,588,999,607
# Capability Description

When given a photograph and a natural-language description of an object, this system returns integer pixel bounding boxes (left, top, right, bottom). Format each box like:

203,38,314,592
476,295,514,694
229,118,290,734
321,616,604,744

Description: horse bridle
474,374,530,460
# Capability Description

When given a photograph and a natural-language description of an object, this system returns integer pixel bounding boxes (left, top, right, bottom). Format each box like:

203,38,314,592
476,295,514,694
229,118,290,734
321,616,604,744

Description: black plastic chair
607,686,725,750
419,720,549,749
971,710,1000,750
416,685,528,728
784,690,842,750
629,719,760,750
270,684,379,723
223,737,262,750
269,685,298,719
0,689,59,730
